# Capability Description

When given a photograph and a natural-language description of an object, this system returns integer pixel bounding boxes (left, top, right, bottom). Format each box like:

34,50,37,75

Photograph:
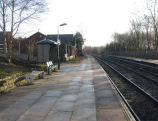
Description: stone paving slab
75,98,95,109
44,90,62,97
0,56,135,121
53,101,75,111
44,111,72,121
71,108,96,121
63,88,80,95
96,109,127,121
59,95,77,102
17,115,44,121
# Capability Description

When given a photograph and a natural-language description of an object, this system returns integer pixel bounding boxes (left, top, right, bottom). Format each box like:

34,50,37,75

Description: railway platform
0,56,135,121
115,55,158,65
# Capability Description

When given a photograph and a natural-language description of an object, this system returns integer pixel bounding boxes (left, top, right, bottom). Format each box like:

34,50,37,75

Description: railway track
109,56,158,76
102,57,158,100
106,56,158,85
95,56,158,121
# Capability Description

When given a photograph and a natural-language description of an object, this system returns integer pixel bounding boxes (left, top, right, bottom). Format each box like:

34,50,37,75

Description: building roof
36,39,57,45
47,34,73,45
27,32,47,40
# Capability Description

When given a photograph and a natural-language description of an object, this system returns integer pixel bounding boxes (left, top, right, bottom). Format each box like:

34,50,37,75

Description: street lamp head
60,23,67,26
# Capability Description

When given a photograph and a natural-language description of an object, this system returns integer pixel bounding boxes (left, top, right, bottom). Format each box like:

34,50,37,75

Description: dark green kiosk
36,39,58,74
36,39,58,63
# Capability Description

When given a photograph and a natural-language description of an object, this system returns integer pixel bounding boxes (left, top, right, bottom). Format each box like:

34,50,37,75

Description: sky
20,0,146,46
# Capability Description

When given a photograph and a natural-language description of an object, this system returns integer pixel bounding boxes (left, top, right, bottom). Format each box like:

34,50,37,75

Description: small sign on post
145,41,148,48
145,41,148,55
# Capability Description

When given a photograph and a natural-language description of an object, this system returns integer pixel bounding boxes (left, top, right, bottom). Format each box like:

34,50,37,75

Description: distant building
20,32,47,61
47,34,75,61
47,34,73,45
13,32,76,62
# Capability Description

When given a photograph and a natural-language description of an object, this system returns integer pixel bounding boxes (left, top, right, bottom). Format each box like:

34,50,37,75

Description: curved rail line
103,57,158,85
106,73,141,121
95,57,141,121
96,57,158,103
109,56,158,76
95,56,158,121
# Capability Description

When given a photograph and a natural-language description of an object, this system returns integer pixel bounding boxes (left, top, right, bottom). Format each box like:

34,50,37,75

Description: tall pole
57,23,67,69
57,26,60,69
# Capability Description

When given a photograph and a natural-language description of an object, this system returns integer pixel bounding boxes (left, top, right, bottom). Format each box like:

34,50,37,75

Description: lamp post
57,23,67,69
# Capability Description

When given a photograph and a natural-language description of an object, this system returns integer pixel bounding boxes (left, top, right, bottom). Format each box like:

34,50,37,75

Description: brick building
19,32,46,61
47,34,76,61
13,32,76,62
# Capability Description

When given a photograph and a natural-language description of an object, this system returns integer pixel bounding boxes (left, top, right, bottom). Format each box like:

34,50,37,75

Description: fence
14,51,37,62
0,41,4,53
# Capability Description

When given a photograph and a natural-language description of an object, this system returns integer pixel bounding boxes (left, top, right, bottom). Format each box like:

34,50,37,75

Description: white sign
145,41,148,48
57,39,61,45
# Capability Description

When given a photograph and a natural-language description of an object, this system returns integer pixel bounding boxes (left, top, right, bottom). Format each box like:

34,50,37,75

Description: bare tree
0,0,8,54
0,0,47,61
130,18,142,50
9,0,46,36
146,0,158,49
142,14,152,50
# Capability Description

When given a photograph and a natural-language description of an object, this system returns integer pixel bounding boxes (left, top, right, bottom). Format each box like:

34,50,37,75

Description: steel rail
104,58,158,85
96,57,158,103
109,56,158,75
110,56,158,77
107,74,141,121
95,57,141,121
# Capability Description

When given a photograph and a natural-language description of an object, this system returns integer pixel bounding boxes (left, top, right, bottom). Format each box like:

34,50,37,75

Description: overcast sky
21,0,146,46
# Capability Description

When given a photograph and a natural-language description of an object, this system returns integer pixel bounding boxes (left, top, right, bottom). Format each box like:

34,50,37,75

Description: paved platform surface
0,56,134,121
